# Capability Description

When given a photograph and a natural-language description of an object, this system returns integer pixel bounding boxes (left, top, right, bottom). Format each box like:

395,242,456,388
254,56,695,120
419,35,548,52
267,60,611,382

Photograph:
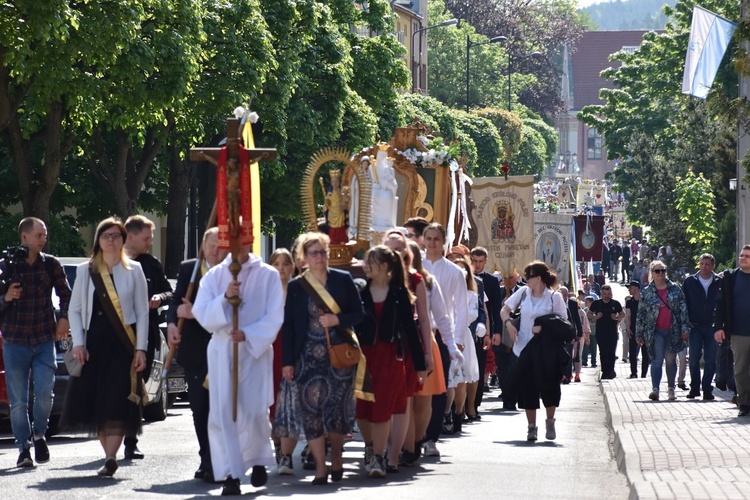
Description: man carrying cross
190,113,281,495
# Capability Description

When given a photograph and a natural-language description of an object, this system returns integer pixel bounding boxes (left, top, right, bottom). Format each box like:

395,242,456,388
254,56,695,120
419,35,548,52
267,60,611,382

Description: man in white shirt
420,223,469,457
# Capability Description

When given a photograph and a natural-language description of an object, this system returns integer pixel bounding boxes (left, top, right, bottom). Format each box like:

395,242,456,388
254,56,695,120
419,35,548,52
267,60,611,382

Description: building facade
558,30,651,180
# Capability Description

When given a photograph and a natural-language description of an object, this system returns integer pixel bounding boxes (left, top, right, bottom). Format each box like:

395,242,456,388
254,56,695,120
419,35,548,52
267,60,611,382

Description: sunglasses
100,232,123,240
652,269,666,274
306,250,328,258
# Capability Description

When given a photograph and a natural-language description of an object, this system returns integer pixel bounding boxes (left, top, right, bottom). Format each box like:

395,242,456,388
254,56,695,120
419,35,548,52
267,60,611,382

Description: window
587,128,602,160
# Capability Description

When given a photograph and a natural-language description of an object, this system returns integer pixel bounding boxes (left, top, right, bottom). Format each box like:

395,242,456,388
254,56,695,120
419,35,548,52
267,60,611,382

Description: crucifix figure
190,116,276,422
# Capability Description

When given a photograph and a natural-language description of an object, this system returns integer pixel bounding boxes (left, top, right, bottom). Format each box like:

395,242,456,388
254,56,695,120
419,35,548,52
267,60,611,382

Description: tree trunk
164,143,192,278
5,101,66,231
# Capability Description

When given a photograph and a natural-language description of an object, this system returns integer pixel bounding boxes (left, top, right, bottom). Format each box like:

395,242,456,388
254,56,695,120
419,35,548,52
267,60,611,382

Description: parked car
0,257,186,436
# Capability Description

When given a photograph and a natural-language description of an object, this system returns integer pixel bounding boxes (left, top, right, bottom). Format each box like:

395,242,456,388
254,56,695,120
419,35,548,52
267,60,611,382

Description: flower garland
397,136,460,167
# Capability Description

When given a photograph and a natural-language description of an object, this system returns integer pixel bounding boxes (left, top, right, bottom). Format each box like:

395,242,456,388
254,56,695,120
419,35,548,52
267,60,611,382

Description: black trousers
598,330,618,377
474,337,488,411
629,336,650,377
185,369,212,470
425,332,451,443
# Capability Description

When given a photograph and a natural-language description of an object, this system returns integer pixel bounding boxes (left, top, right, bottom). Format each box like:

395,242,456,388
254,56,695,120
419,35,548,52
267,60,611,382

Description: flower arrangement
398,136,460,167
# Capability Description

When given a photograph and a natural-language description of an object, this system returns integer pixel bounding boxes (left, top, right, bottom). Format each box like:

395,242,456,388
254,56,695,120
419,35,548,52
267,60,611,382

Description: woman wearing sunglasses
499,261,569,442
635,261,690,401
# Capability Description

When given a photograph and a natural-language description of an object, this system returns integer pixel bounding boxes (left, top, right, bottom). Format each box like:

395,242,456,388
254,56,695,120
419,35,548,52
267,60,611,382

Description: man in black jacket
684,254,720,400
491,271,522,410
167,227,226,482
470,247,501,413
124,215,174,459
714,245,750,416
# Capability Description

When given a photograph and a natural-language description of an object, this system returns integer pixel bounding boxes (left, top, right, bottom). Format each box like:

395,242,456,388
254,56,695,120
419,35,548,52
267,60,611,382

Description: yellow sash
302,271,374,402
97,262,148,405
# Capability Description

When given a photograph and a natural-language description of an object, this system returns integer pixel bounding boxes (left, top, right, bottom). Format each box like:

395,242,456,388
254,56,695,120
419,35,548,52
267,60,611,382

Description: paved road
1,278,635,498
0,377,628,499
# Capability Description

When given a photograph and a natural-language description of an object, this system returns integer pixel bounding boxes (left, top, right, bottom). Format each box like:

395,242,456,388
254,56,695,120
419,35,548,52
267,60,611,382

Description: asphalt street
0,377,628,498
0,279,632,499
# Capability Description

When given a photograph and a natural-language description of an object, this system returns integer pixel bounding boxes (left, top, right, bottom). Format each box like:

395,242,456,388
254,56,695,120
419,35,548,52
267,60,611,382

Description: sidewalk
602,357,750,499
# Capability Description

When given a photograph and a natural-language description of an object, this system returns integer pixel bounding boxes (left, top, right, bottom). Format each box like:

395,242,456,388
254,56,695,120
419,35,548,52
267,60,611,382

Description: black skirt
61,294,142,437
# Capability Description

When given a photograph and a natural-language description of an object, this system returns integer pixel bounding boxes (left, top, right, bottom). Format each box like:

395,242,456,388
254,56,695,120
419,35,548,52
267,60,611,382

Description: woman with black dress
63,217,149,476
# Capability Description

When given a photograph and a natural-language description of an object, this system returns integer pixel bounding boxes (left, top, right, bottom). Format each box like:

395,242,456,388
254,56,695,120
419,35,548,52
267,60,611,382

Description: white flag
682,5,736,99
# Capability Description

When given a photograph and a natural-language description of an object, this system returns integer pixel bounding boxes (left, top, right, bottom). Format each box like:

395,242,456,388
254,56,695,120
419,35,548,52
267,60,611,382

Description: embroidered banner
611,207,631,239
573,214,605,262
471,176,535,278
534,213,573,284
576,181,594,208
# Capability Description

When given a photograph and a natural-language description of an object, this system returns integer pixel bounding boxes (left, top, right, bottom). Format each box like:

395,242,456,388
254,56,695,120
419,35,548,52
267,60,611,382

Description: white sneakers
423,440,440,457
668,388,676,401
545,418,556,440
368,455,386,478
277,454,293,475
527,424,538,441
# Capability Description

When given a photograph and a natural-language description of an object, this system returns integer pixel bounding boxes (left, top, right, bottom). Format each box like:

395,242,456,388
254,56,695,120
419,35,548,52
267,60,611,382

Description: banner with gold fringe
471,176,535,278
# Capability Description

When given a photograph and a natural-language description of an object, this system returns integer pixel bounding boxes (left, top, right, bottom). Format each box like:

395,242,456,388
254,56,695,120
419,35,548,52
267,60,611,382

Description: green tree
675,170,716,260
443,0,586,119
578,0,738,268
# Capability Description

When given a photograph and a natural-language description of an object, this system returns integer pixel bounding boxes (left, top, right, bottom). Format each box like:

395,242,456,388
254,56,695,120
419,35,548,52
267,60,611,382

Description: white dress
192,253,284,481
448,290,480,387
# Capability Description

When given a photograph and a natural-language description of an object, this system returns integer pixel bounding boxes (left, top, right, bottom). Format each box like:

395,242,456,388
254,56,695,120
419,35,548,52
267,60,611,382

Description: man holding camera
0,217,71,468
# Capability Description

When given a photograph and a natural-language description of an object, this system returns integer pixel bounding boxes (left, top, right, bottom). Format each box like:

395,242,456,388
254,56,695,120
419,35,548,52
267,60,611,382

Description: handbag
324,326,361,369
502,290,527,348
63,337,84,377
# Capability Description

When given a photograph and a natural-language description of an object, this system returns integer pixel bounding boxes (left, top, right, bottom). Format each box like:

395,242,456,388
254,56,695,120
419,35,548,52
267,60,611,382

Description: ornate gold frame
300,147,373,247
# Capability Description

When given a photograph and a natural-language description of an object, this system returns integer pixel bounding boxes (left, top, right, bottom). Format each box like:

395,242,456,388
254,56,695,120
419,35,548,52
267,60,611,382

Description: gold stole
96,262,148,405
302,271,374,402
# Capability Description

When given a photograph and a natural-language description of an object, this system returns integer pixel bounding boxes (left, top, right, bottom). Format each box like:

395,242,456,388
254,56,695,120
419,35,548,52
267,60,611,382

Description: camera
0,245,29,290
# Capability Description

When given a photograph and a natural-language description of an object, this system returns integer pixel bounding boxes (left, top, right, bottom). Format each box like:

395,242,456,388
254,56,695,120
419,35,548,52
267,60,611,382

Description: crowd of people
2,214,749,496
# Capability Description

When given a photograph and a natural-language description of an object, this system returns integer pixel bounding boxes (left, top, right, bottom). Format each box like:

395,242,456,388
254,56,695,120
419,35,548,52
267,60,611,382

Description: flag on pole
681,5,736,99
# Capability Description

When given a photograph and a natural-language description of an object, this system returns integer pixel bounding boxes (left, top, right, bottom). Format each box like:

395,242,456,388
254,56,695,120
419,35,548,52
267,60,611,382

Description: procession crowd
2,215,749,496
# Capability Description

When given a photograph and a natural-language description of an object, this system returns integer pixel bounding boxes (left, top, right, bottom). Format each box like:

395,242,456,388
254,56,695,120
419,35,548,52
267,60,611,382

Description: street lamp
466,35,507,112
507,51,542,111
559,151,578,174
411,18,459,93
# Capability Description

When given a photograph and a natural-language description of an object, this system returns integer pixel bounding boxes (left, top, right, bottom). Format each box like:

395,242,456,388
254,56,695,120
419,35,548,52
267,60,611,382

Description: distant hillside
581,0,676,30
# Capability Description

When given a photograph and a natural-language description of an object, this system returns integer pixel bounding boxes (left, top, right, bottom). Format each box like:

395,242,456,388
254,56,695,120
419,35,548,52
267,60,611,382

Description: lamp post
411,18,459,94
466,35,507,112
507,51,542,111
559,151,577,174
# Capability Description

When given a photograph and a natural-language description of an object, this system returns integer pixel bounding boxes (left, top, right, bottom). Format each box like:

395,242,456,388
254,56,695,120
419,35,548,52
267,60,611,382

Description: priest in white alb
192,242,284,495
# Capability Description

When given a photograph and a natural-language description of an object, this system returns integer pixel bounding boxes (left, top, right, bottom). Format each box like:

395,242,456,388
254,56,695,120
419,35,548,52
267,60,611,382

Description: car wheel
143,378,168,422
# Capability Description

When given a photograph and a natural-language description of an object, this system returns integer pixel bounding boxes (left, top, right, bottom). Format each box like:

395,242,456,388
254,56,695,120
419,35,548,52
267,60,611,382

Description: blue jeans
650,329,677,391
2,340,56,450
689,326,717,393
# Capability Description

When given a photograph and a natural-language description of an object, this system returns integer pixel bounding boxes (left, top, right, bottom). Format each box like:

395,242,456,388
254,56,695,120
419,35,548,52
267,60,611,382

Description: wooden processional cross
190,116,276,421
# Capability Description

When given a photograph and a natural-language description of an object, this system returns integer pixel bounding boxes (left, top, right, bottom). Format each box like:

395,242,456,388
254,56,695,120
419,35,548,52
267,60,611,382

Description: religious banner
576,181,594,208
573,214,605,262
611,207,631,238
534,213,573,284
558,183,574,208
591,184,607,206
471,175,535,278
